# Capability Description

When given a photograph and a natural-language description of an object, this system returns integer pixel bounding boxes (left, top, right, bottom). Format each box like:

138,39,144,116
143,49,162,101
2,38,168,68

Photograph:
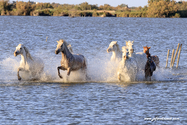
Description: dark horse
143,46,159,67
145,56,156,81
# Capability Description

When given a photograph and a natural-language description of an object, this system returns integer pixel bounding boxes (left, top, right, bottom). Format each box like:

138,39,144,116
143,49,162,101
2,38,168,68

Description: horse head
14,44,33,60
122,46,129,60
55,39,72,54
143,46,151,54
107,41,120,53
126,41,134,53
55,39,65,54
14,44,23,57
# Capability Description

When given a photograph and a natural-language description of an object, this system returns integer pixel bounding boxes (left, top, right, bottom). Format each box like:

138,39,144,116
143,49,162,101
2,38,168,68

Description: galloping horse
55,39,87,79
143,46,159,66
126,41,147,71
107,41,122,62
145,56,156,81
14,44,44,80
117,46,138,82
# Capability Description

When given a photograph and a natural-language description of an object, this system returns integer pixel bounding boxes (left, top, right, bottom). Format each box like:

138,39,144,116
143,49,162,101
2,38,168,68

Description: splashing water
0,54,181,84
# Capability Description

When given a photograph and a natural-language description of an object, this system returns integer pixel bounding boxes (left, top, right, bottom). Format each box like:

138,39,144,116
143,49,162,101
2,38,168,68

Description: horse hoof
18,77,21,80
59,76,63,79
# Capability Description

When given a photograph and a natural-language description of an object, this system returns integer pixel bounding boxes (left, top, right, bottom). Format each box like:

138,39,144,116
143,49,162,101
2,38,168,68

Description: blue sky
10,0,183,7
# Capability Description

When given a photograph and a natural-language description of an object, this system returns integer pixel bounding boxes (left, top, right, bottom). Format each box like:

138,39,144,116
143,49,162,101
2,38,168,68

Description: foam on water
0,54,183,84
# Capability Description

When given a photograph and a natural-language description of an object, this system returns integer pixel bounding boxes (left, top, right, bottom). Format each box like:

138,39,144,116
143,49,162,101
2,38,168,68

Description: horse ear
132,41,134,43
148,47,151,49
122,46,126,51
57,41,59,43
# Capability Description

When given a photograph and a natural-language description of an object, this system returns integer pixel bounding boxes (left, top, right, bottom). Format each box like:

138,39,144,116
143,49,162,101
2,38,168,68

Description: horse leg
67,67,72,76
17,67,24,80
57,66,66,79
118,72,121,81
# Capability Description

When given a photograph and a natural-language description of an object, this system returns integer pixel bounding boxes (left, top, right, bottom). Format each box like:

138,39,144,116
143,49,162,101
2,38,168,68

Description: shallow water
0,16,187,124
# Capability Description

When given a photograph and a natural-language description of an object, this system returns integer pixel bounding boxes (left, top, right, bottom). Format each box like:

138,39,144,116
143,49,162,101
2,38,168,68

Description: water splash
0,55,185,84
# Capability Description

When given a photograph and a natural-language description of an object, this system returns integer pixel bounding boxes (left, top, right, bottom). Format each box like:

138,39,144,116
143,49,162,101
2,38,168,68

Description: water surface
0,16,186,124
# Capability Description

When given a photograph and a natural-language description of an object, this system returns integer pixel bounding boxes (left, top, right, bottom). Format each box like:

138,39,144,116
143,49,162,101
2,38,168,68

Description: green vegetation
0,0,187,17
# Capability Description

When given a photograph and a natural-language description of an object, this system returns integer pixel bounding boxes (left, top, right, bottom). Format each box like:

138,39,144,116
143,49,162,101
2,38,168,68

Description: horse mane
23,46,33,60
143,46,151,58
67,44,73,53
58,39,73,54
122,46,127,53
146,53,151,58
59,39,71,48
116,43,121,52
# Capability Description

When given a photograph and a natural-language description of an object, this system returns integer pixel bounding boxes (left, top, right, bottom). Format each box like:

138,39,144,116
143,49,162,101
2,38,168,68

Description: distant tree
99,4,112,10
0,0,10,15
14,1,32,15
119,4,128,8
90,4,98,10
147,0,178,17
79,2,91,10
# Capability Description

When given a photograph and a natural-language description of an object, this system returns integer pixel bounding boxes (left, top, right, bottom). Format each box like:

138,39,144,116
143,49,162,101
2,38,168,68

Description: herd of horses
14,39,159,81
107,41,159,81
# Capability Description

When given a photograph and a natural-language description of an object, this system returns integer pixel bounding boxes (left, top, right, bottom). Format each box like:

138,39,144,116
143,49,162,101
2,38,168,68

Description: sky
10,0,183,7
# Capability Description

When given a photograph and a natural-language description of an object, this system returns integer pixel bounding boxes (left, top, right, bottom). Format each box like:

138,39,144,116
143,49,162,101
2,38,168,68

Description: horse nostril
55,50,58,54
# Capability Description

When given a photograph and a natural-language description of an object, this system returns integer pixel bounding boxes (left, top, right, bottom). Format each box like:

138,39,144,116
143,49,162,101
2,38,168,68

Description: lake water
0,16,187,124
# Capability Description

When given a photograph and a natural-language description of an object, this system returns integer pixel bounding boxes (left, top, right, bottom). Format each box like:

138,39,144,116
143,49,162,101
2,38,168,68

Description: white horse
126,41,147,71
55,39,87,79
117,46,138,82
107,41,122,62
14,44,44,80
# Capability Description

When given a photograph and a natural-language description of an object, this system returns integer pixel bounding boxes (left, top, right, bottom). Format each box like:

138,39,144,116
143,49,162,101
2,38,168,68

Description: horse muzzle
107,48,111,53
123,55,128,60
14,52,18,57
55,50,59,54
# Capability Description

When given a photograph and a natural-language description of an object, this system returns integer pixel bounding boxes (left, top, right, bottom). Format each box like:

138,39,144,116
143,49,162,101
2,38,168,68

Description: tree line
0,0,187,17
